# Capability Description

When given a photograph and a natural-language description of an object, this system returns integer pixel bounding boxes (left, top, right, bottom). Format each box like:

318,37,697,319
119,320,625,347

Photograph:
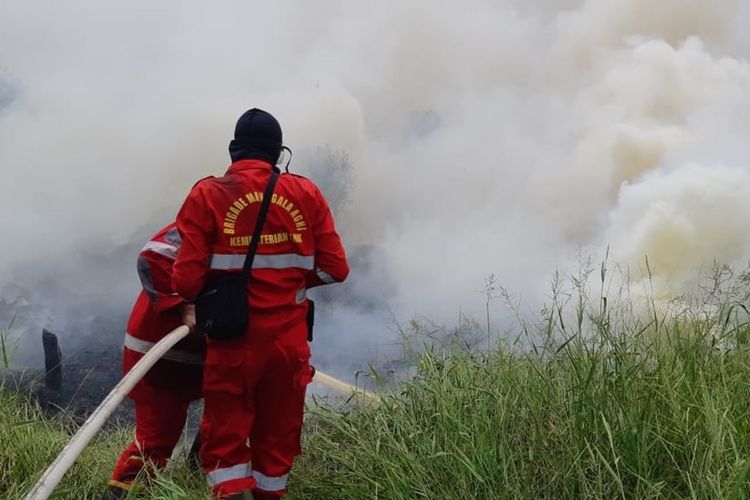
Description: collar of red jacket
225,158,273,175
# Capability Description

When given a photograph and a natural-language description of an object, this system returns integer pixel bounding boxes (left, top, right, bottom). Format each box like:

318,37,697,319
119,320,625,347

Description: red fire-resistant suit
172,159,349,499
109,223,205,492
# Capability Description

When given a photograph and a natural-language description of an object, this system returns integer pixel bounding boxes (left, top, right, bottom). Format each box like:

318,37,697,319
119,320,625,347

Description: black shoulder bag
196,169,280,339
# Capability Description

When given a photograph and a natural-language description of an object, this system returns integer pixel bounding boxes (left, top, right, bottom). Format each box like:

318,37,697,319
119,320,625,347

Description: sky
1,0,749,375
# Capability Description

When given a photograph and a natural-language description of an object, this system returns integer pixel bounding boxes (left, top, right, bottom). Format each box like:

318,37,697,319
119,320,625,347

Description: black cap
228,108,283,164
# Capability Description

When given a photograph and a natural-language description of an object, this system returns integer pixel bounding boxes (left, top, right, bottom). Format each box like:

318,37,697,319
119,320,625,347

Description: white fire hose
313,369,381,403
24,325,380,500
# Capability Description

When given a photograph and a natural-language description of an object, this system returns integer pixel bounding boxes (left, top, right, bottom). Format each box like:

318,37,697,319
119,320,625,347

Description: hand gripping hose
24,325,191,500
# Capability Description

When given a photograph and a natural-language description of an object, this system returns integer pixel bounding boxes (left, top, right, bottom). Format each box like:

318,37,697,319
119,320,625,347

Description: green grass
0,389,131,499
3,266,750,498
293,325,750,499
0,388,211,499
290,265,750,498
1,315,20,369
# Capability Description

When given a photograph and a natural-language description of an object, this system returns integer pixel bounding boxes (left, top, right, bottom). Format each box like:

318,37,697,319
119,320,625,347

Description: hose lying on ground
313,368,381,403
25,324,380,499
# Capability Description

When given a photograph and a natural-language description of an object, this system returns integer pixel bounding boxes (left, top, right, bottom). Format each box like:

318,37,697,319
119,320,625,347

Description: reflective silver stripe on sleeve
137,255,158,302
206,463,251,486
124,333,203,366
163,227,182,247
315,267,337,284
252,470,288,492
209,253,314,271
141,241,178,259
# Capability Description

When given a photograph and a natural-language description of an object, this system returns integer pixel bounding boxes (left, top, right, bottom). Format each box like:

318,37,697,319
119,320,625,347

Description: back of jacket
125,223,203,400
172,159,349,337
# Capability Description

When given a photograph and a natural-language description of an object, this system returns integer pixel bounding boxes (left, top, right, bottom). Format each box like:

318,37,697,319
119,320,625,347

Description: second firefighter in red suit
106,223,205,497
172,108,349,499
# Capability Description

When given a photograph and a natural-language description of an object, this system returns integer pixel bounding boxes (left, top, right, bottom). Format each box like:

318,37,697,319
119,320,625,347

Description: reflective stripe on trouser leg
206,463,251,486
201,347,257,498
250,322,310,498
252,470,288,492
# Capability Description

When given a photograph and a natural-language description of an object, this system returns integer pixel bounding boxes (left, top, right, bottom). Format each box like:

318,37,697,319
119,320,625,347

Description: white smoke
1,0,750,372
607,163,750,298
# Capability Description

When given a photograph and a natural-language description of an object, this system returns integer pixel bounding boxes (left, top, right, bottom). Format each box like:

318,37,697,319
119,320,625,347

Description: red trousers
201,323,312,499
110,385,192,490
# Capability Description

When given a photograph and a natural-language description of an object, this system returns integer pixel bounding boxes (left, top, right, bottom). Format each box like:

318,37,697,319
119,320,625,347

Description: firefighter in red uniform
172,108,349,499
103,223,205,499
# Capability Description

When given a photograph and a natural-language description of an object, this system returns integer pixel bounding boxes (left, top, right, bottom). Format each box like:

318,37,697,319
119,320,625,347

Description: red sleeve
136,225,183,312
305,185,349,289
172,183,216,301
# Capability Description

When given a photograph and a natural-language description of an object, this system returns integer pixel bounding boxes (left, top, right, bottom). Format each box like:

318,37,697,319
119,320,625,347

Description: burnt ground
1,331,135,427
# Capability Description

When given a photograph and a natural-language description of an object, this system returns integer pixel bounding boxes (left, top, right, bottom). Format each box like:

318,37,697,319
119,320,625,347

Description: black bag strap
241,168,280,280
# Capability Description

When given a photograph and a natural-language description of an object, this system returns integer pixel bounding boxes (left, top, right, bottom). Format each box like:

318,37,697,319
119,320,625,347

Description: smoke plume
1,1,749,376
